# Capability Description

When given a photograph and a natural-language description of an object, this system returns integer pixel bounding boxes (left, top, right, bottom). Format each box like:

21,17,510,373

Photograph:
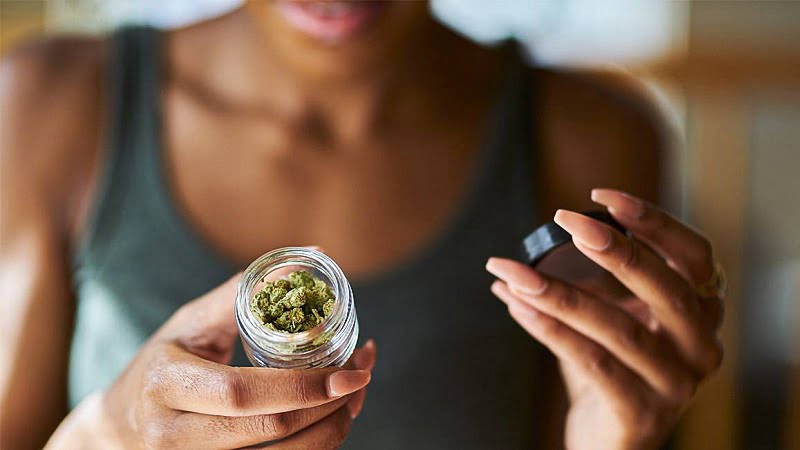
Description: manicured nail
591,188,646,220
554,209,612,251
326,370,371,398
508,282,547,299
490,280,508,301
508,303,539,320
486,257,548,295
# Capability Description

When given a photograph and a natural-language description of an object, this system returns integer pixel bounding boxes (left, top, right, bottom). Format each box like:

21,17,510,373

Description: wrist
44,392,118,449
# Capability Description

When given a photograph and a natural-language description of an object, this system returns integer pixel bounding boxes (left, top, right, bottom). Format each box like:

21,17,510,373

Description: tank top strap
471,41,536,230
509,45,536,228
74,26,162,270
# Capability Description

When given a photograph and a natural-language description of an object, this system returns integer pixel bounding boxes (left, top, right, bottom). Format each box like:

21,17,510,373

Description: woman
0,1,724,448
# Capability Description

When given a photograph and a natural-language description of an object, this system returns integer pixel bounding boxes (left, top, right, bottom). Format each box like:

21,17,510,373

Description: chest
160,88,486,277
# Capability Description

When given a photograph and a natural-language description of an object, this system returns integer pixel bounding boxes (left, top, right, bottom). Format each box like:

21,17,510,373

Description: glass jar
235,247,359,369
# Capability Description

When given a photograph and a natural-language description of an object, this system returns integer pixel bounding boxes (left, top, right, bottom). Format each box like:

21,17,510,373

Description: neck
169,7,500,146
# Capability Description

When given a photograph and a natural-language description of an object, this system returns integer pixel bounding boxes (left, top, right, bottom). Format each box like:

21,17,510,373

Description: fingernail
326,370,371,398
509,282,547,299
508,303,539,320
485,257,503,273
554,209,612,251
486,258,547,295
591,188,645,220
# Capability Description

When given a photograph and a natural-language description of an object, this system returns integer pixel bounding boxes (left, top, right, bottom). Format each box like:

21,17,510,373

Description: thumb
160,272,243,361
187,272,244,329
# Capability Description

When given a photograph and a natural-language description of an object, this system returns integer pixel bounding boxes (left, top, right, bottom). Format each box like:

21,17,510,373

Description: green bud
250,270,336,333
276,307,305,332
322,299,335,317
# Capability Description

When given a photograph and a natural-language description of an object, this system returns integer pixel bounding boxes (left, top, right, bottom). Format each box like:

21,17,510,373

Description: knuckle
141,355,172,404
555,288,580,312
142,368,163,401
537,316,564,340
586,350,614,378
287,372,315,406
618,241,641,274
220,369,251,412
256,413,293,439
142,422,173,449
618,321,649,351
671,286,696,316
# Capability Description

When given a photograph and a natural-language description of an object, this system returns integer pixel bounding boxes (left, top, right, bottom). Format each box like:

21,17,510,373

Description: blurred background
1,1,797,449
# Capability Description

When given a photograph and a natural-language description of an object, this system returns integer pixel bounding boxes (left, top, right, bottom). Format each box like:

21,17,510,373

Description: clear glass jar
235,247,359,369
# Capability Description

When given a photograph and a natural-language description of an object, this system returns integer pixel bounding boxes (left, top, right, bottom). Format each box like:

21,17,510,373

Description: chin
247,0,432,78
274,0,394,43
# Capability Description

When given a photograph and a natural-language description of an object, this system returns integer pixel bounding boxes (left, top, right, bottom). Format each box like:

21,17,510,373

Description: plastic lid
520,211,626,266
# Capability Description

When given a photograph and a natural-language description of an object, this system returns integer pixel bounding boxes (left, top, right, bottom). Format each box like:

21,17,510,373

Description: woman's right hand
47,274,376,450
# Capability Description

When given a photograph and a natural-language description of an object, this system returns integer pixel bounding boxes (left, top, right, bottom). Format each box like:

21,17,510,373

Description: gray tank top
71,27,547,449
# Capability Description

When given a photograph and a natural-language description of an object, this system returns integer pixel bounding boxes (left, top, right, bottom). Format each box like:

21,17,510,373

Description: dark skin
0,1,698,448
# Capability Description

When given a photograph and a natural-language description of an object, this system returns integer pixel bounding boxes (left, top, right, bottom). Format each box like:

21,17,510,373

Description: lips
276,1,388,42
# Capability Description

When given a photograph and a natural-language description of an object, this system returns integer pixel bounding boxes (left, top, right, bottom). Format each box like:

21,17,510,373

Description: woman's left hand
486,189,724,450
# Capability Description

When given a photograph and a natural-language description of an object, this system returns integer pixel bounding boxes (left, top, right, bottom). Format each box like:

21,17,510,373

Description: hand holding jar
46,272,375,449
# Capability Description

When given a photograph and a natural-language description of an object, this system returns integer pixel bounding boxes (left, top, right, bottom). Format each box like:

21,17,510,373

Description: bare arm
1,39,373,450
0,38,104,449
534,67,665,218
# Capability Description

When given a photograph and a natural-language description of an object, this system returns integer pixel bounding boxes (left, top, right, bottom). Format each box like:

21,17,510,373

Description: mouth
276,1,389,42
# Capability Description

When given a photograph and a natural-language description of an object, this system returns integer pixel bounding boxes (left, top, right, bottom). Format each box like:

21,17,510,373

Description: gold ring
694,260,727,300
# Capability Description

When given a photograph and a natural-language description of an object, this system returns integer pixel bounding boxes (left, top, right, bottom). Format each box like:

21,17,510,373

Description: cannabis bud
250,270,336,333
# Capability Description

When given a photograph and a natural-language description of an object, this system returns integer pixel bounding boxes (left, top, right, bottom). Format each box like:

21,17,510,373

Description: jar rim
236,246,350,348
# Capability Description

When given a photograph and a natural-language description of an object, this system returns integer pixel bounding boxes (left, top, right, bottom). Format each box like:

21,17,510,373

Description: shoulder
0,36,107,115
531,66,668,215
0,35,107,234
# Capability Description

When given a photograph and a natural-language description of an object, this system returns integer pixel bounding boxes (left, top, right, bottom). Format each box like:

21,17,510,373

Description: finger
344,339,375,418
486,258,696,400
591,189,714,285
591,189,725,329
494,283,653,422
553,210,722,374
269,405,352,450
161,272,242,337
148,345,371,416
349,339,376,372
346,389,366,420
167,396,351,448
156,272,243,363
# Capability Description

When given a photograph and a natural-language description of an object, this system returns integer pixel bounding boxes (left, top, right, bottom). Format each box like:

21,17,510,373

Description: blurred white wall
45,0,685,67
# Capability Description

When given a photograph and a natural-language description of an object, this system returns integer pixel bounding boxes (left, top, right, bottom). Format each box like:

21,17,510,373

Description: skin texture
44,273,377,449
0,1,683,449
487,190,723,449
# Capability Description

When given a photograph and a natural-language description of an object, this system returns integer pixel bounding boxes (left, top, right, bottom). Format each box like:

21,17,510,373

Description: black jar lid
521,210,626,266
